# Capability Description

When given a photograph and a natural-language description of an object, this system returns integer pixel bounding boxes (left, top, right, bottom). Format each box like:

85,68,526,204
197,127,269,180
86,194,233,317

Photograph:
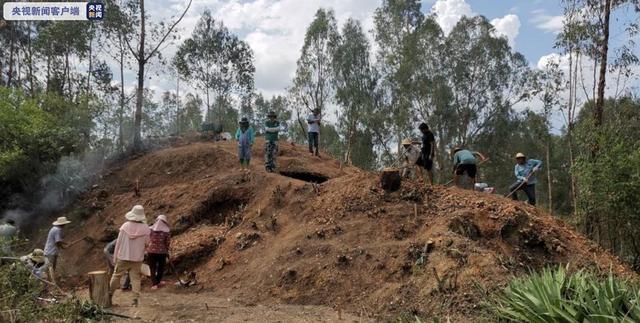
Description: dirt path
87,286,368,322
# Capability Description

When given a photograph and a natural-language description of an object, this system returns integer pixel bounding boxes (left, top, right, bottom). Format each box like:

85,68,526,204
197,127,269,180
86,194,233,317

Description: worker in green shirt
452,148,487,189
264,111,281,172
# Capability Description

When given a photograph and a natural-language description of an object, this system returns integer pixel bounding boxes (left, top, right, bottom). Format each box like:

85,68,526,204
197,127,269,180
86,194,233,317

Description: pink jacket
114,221,150,262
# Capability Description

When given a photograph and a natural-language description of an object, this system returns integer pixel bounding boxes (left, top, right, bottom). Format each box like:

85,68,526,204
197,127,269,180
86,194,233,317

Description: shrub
0,249,104,322
490,266,640,323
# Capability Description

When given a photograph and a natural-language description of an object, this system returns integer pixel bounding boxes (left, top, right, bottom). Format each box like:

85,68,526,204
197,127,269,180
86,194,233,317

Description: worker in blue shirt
509,152,542,205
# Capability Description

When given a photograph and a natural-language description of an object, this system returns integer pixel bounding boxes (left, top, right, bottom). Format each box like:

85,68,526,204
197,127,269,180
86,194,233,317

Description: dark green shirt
264,120,280,142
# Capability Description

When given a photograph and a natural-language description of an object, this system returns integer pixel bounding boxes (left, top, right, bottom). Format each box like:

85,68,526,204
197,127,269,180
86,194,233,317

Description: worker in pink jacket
109,205,150,307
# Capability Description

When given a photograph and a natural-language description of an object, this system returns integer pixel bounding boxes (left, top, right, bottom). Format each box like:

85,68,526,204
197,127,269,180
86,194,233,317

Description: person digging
400,138,422,179
43,216,71,285
508,153,542,205
452,148,487,189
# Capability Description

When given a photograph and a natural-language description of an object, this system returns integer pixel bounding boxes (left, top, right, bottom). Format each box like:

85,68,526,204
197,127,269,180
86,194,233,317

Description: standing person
417,123,436,185
109,205,150,307
147,215,171,290
0,218,17,254
43,216,71,284
452,148,487,188
235,117,255,173
264,111,281,173
307,108,321,157
104,239,131,290
400,138,422,179
509,153,542,205
20,248,49,278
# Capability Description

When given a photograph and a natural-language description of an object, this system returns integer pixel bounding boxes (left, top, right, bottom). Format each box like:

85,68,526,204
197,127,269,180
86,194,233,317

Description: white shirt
307,113,321,133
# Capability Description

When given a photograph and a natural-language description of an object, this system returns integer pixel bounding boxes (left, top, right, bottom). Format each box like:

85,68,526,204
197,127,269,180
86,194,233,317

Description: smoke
0,150,106,228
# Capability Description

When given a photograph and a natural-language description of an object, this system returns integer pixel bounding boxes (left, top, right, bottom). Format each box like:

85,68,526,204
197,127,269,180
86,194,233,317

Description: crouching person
109,205,150,307
104,239,131,290
20,248,49,278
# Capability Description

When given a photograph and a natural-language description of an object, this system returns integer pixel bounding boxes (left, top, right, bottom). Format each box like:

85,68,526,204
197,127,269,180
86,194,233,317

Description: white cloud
431,0,473,35
431,0,519,45
531,10,564,34
491,14,521,47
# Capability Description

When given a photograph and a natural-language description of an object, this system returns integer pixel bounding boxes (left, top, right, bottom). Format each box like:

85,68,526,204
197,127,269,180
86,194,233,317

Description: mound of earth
52,139,633,321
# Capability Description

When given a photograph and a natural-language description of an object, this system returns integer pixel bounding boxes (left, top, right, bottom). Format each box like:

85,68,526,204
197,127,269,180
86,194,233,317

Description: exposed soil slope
54,139,633,321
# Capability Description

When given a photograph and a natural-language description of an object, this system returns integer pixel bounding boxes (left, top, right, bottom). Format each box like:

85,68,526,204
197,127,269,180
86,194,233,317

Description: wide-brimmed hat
515,152,526,159
125,205,146,223
239,117,249,125
52,217,71,226
401,138,412,146
267,111,277,117
29,249,46,263
156,214,168,223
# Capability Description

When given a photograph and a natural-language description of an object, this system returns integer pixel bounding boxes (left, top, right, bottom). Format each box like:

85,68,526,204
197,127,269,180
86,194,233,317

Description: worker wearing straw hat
508,153,542,205
400,138,421,179
20,248,49,278
109,205,150,307
43,216,71,284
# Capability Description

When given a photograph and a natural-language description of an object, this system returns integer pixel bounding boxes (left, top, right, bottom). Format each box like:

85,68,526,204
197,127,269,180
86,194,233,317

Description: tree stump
88,271,111,307
380,168,401,192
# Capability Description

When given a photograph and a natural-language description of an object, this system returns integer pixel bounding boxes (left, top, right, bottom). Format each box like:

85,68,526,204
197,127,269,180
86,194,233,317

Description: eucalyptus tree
174,10,255,126
332,18,376,166
121,0,192,151
372,0,423,156
290,8,339,137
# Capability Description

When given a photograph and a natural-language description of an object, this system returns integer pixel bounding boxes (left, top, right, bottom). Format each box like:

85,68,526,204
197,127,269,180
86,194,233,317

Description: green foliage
0,87,87,194
490,266,640,322
0,255,105,322
174,10,255,122
573,98,640,268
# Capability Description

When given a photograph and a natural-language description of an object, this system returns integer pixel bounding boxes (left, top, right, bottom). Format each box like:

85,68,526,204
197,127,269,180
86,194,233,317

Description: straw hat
401,138,412,146
52,217,71,226
125,205,146,223
515,152,526,159
29,249,46,264
156,214,168,223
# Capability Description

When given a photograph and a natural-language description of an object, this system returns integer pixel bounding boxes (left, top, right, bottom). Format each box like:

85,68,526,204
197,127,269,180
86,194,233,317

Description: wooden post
380,168,401,192
88,271,111,307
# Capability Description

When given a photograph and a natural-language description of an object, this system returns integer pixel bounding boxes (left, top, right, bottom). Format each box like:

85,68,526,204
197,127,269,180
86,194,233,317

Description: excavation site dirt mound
53,139,633,321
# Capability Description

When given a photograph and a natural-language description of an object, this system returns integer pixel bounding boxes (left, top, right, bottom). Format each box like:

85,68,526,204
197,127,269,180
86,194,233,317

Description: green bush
0,252,104,322
490,266,640,323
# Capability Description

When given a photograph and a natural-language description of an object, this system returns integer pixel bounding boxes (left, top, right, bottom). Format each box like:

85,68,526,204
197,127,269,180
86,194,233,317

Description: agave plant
490,266,640,323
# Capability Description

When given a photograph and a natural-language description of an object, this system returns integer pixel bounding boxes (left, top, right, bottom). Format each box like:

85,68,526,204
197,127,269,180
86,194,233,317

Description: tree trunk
88,271,112,308
380,168,401,192
133,0,147,151
593,0,611,129
545,140,553,213
7,24,15,87
118,34,126,153
176,76,180,134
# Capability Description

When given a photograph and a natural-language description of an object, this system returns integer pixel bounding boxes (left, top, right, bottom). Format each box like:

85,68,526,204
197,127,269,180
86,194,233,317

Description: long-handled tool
505,168,538,198
66,236,96,247
445,158,490,186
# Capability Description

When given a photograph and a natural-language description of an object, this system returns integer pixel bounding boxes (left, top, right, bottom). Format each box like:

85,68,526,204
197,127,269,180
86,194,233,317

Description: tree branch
145,0,193,62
